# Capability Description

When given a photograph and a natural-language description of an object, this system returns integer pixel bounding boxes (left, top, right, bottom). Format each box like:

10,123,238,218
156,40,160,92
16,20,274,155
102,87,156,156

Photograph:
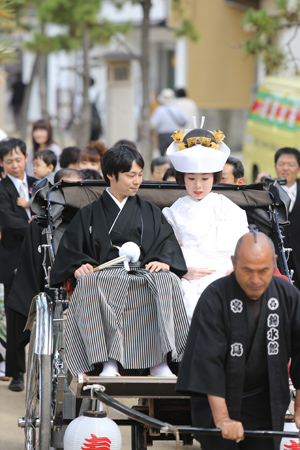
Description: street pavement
0,375,199,449
0,377,26,450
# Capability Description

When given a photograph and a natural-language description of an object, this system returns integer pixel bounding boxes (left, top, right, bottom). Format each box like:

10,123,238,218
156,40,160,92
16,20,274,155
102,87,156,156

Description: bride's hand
183,267,214,280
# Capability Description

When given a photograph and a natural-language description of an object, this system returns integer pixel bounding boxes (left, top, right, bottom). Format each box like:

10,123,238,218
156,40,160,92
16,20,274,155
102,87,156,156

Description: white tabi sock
99,358,120,377
150,357,176,377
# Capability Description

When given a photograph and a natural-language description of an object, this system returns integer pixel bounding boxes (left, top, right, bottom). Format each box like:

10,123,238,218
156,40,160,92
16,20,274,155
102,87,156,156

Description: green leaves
37,0,102,27
24,32,81,53
242,8,280,33
91,19,131,44
175,19,199,43
17,0,130,54
0,1,17,64
171,0,200,42
263,45,285,73
0,0,15,31
242,3,300,74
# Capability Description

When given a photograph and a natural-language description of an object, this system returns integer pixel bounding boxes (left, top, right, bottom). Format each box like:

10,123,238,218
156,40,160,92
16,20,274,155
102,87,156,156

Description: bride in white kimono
163,128,249,321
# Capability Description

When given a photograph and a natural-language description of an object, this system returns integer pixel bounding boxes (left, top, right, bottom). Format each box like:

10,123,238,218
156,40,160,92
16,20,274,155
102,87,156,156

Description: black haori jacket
176,273,300,434
51,190,187,288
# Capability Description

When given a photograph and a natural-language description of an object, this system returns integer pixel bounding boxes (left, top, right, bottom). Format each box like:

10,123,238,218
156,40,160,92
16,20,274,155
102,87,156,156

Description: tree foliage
171,0,199,42
0,0,14,27
0,0,16,64
18,0,131,55
114,0,199,43
242,0,300,74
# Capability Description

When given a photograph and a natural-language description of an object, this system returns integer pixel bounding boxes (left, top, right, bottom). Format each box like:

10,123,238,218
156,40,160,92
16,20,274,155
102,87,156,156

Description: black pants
4,284,29,377
199,436,275,450
193,390,278,450
198,424,275,450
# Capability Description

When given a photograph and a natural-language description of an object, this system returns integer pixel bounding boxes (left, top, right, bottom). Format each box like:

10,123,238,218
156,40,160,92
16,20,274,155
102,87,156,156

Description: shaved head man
232,232,277,300
177,231,300,450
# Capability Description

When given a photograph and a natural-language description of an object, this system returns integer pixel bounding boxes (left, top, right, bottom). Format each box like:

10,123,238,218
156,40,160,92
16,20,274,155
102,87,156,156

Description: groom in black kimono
51,144,188,377
177,231,300,450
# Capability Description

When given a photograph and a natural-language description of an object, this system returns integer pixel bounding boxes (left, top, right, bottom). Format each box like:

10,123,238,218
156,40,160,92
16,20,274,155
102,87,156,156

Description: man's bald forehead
234,232,275,262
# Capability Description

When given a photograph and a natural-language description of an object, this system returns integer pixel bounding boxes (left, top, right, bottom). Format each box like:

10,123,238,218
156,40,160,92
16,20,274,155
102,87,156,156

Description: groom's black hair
102,145,144,184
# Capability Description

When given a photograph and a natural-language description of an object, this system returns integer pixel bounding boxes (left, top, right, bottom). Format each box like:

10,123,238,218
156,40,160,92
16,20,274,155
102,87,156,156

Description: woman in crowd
27,119,61,176
79,141,107,176
163,127,249,321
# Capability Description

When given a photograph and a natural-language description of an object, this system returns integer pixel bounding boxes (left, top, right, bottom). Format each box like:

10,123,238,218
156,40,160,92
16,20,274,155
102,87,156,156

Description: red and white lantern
64,411,122,450
280,421,300,450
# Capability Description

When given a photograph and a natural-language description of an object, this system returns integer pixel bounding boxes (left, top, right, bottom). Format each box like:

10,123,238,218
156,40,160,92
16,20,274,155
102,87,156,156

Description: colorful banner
249,91,300,131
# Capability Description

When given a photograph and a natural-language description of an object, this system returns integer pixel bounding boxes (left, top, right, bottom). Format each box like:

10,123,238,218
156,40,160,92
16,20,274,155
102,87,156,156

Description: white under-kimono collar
106,187,128,210
187,191,214,206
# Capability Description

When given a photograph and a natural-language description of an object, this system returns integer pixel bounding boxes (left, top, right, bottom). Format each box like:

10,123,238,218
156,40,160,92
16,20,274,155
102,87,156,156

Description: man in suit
0,138,36,391
274,147,300,290
6,168,85,333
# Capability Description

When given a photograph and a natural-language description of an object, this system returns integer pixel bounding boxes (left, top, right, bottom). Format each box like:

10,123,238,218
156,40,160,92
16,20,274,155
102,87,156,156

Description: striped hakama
65,266,189,375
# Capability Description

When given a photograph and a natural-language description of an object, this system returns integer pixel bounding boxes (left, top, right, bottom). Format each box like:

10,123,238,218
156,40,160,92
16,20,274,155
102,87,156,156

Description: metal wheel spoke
24,322,52,450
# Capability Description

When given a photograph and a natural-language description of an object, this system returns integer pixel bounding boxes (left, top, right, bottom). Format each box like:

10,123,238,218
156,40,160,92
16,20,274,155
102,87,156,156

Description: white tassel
118,242,140,271
200,116,205,129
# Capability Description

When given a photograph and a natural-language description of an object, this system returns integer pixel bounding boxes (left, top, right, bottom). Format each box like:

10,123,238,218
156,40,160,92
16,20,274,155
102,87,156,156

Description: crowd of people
0,90,300,450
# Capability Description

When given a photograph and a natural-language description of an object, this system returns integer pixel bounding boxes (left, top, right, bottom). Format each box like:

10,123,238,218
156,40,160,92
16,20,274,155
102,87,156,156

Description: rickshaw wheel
24,322,52,450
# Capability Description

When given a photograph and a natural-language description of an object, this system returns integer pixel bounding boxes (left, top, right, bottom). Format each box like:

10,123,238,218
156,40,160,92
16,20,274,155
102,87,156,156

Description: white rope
83,384,106,399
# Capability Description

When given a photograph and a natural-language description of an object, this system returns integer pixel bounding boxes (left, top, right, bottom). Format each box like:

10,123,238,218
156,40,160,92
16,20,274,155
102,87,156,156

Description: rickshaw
17,179,298,449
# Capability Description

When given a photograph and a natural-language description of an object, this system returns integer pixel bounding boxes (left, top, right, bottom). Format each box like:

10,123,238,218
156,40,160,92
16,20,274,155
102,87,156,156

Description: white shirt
0,128,7,141
7,173,31,218
175,97,199,129
150,104,189,133
106,187,128,210
282,182,297,211
7,173,29,201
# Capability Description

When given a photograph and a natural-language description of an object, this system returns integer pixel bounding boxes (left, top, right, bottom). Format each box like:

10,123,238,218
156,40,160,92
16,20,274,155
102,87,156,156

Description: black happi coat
51,190,187,287
176,273,300,434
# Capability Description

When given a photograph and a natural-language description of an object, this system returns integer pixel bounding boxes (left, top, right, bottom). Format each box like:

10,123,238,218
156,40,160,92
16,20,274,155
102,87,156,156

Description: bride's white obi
163,193,249,321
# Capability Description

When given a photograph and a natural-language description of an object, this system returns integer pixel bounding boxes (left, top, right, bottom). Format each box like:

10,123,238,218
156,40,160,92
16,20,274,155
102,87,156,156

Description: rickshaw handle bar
95,390,300,439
